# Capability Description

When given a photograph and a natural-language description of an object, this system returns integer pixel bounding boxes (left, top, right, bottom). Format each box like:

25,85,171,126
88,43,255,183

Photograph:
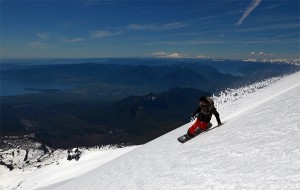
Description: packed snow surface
39,71,300,190
0,146,138,190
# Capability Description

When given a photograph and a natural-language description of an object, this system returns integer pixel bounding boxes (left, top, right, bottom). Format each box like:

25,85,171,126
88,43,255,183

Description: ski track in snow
38,71,300,190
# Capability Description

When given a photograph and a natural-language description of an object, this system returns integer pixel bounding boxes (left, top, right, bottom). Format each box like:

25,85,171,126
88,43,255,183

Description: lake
0,80,74,96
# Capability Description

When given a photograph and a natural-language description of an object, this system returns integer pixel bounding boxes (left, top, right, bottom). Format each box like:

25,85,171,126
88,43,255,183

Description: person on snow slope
187,96,222,137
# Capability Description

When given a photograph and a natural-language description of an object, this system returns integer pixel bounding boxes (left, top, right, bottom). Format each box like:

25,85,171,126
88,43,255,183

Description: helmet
199,96,207,102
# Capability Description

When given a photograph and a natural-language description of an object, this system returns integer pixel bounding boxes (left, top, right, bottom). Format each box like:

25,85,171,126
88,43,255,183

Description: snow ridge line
212,76,283,108
222,81,300,123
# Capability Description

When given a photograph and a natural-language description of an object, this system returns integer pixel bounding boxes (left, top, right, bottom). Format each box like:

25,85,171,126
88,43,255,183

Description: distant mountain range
1,59,299,148
1,62,239,94
1,87,209,148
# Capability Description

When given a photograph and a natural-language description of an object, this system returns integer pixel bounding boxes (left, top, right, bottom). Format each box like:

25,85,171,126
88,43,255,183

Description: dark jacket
192,97,221,124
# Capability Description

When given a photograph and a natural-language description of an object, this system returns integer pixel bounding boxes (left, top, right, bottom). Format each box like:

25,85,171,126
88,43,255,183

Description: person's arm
211,107,222,125
191,107,200,117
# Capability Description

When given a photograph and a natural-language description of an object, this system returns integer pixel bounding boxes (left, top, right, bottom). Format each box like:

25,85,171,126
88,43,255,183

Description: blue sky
0,0,299,59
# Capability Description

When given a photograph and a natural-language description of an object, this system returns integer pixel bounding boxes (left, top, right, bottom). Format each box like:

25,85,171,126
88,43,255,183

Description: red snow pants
188,119,209,136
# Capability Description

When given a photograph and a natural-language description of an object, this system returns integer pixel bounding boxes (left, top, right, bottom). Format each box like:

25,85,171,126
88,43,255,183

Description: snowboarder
187,96,222,137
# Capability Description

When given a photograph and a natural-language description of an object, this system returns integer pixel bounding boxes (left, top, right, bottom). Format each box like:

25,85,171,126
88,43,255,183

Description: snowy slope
41,71,300,190
0,146,138,190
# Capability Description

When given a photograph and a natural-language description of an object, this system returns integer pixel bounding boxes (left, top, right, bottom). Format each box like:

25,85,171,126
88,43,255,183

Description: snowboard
177,123,214,143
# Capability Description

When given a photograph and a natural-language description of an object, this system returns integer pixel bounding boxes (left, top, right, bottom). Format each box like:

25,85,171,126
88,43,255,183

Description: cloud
91,30,122,38
236,0,262,25
152,51,207,59
128,22,188,31
28,41,53,49
29,41,43,47
261,4,278,10
152,51,184,58
196,54,207,59
237,23,299,32
63,37,86,43
250,51,270,56
36,32,49,40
